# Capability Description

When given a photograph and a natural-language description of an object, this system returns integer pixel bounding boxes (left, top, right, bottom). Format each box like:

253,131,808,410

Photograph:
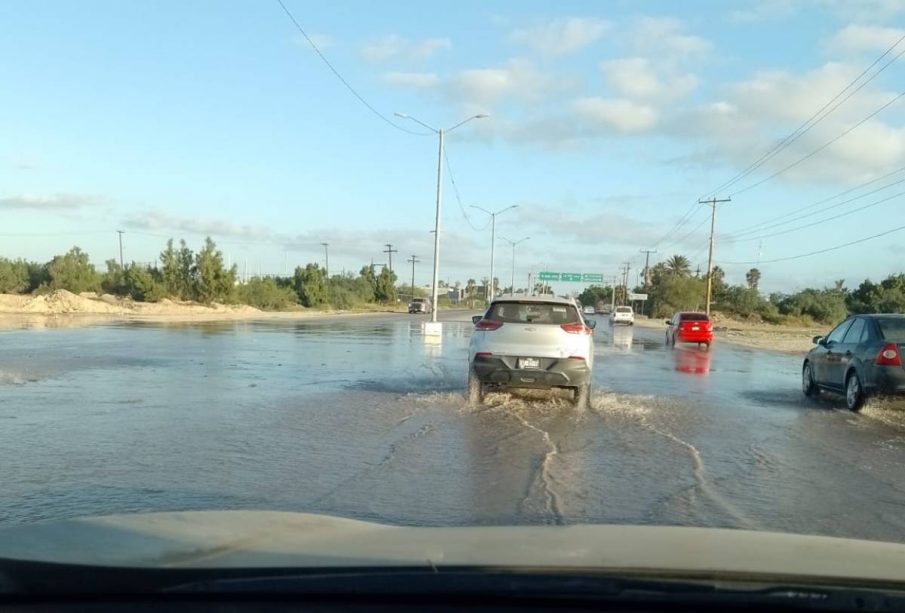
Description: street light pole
470,205,518,304
321,242,329,277
500,236,530,294
395,112,488,323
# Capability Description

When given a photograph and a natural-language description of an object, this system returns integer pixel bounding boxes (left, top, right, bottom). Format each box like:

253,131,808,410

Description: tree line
0,238,400,311
578,253,905,325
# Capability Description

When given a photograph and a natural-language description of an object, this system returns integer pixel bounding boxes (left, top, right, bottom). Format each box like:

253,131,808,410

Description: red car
665,312,713,347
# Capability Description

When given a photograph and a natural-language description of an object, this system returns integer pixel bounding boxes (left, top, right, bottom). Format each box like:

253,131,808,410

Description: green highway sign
538,272,604,283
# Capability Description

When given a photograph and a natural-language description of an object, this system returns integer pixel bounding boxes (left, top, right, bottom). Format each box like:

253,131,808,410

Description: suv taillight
475,319,503,331
561,322,589,334
876,343,902,366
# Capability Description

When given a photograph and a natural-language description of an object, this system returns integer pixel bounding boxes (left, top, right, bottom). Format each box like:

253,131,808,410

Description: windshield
5,0,905,586
487,301,580,324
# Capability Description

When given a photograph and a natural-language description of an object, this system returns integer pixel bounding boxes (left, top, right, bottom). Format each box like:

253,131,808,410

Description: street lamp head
474,114,489,119
394,112,409,118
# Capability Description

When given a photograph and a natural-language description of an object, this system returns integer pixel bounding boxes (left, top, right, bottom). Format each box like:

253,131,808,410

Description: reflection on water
610,325,634,350
673,346,712,375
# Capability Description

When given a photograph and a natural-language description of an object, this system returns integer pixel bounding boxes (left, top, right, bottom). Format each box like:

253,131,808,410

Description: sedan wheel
801,362,819,397
845,372,865,412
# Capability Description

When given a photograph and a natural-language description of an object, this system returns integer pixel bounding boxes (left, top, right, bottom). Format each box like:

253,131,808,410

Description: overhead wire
729,89,905,197
275,0,431,137
705,33,905,197
719,222,905,265
443,148,491,232
723,164,905,238
726,180,905,243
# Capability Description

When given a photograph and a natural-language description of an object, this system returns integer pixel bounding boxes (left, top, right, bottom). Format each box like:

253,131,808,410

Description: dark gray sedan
802,314,905,410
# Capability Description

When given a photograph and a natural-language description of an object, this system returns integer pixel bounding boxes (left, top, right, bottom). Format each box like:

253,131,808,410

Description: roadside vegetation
0,238,400,311
577,254,905,326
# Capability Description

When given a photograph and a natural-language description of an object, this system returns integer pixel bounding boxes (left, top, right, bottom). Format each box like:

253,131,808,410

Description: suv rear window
877,318,905,342
487,301,580,325
680,313,709,321
615,307,632,313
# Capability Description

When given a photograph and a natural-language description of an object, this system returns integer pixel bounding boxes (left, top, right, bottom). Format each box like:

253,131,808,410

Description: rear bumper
471,354,591,389
677,330,713,343
611,317,634,325
869,367,905,395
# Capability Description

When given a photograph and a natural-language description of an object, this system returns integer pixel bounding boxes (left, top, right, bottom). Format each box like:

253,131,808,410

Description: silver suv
467,295,597,408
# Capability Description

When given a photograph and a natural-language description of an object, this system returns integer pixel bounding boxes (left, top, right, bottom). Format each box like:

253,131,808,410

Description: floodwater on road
2,312,905,545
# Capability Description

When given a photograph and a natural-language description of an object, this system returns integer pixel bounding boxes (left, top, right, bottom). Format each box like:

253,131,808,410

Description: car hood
2,512,905,584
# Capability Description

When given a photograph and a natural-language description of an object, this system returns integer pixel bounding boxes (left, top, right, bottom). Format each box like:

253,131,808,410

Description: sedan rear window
487,301,580,324
615,307,632,313
877,318,905,342
680,313,709,321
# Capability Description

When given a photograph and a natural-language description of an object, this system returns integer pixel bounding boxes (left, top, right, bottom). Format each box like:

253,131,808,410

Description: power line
658,215,710,252
729,89,905,197
719,222,905,266
705,34,905,197
723,164,905,238
442,147,490,231
650,201,704,248
275,0,430,137
727,186,905,244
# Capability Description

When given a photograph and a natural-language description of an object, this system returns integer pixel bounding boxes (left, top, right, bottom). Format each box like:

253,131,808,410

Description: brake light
560,322,589,334
475,319,503,331
876,343,902,366
475,352,493,357
568,356,586,360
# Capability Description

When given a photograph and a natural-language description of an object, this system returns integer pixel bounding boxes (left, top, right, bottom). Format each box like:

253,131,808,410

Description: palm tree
666,254,691,277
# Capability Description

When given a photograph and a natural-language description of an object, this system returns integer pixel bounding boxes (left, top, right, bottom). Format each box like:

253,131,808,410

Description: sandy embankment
633,315,824,355
0,290,401,329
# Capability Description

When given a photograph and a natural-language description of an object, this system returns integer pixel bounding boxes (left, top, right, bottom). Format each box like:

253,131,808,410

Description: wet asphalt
2,311,905,544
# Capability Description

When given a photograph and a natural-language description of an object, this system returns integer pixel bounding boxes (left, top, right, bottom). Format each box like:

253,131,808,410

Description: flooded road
2,312,905,544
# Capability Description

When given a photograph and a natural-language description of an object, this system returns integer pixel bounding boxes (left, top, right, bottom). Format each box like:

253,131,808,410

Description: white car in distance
467,295,596,409
610,306,635,326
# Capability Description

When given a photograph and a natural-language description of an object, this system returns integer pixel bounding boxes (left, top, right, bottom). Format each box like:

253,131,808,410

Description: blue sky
2,0,905,293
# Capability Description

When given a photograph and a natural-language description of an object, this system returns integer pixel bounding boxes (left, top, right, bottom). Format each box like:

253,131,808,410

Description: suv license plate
691,326,700,331
520,357,540,369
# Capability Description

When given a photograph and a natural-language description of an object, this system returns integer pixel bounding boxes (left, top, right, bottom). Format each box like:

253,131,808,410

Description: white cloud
0,193,105,210
630,17,712,57
827,24,905,54
572,97,659,133
381,71,440,89
361,35,451,62
123,210,274,240
509,17,610,57
600,57,699,100
668,62,905,185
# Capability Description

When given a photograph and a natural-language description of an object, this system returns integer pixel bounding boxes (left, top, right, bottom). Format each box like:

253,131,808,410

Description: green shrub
236,277,298,310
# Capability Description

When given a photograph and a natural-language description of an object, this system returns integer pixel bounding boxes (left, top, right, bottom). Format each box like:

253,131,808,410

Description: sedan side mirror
472,315,482,325
586,319,597,330
812,335,824,345
665,319,672,325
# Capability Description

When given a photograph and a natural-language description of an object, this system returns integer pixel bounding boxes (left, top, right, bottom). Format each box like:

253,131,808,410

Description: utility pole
407,254,419,301
321,242,330,277
383,243,398,271
620,263,631,305
116,230,124,270
699,196,731,316
527,272,533,296
609,275,619,312
639,249,656,285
